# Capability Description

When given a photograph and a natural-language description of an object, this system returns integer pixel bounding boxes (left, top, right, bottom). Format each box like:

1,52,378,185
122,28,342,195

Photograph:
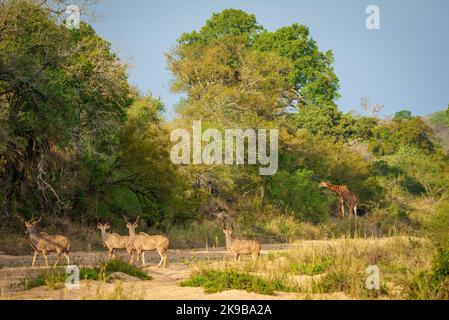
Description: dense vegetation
0,1,448,257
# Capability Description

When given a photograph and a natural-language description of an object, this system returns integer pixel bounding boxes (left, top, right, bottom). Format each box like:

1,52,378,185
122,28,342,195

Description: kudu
97,223,132,260
19,216,71,268
124,216,169,268
215,212,261,261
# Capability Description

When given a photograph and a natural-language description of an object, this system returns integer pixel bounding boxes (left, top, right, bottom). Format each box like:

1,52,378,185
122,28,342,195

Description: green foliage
383,147,449,198
169,9,340,127
22,269,67,290
80,267,100,281
180,269,293,295
22,274,47,291
430,106,449,127
311,270,355,293
394,110,413,120
112,95,188,225
291,257,335,276
295,105,348,138
0,0,131,216
100,259,151,281
178,9,263,45
268,169,331,223
407,248,449,300
425,201,449,248
22,259,150,290
369,117,434,155
254,23,339,106
280,131,383,205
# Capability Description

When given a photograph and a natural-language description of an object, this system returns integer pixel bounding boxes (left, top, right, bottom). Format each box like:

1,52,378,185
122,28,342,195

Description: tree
169,9,340,127
394,110,413,120
115,95,187,225
167,9,383,221
369,117,435,155
178,9,263,46
0,0,131,216
267,169,331,223
168,36,294,128
254,24,339,107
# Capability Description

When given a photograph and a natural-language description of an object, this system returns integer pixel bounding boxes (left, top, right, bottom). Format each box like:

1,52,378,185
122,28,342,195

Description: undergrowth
180,269,293,296
22,259,151,290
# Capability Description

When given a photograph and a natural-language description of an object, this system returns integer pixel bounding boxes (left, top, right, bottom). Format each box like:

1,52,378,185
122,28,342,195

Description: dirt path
0,262,349,300
1,239,412,300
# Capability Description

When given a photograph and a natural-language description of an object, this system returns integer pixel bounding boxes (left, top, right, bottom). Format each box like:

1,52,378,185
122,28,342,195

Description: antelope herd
17,213,258,268
16,181,357,268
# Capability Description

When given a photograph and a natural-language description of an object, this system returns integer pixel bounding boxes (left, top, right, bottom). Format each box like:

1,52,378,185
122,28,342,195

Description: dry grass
183,237,436,300
0,216,102,255
166,220,224,249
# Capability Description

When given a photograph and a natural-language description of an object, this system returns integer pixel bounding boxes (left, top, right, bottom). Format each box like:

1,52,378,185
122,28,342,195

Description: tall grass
167,220,224,249
406,248,449,300
181,237,437,299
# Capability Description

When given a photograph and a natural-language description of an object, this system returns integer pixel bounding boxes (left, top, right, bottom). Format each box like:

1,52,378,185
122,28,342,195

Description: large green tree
0,0,131,216
167,9,382,222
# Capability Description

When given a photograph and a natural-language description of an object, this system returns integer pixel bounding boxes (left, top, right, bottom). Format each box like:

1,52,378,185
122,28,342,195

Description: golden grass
184,237,435,300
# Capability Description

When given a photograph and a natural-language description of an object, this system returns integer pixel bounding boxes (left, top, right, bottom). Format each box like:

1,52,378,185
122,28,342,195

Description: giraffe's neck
326,184,342,194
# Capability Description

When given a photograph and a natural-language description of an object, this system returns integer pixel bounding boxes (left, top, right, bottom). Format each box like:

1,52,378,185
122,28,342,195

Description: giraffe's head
319,181,330,189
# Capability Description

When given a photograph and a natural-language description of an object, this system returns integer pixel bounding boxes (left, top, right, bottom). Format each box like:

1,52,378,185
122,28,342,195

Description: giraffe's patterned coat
319,182,358,217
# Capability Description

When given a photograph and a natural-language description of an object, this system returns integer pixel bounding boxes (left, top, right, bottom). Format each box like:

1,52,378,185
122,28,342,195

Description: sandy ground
0,241,380,300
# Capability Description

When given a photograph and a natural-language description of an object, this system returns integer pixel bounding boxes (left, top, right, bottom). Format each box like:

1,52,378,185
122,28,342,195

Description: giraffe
319,182,358,218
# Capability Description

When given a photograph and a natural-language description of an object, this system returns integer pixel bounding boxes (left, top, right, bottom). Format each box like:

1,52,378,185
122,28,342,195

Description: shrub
291,256,335,276
383,147,449,198
425,201,449,248
267,169,331,223
100,259,151,280
369,117,434,155
180,269,293,295
22,269,67,290
166,220,224,249
80,267,100,281
22,259,150,290
407,248,449,300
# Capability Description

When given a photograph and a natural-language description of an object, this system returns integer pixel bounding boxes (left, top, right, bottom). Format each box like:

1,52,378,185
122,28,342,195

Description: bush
425,201,449,248
407,248,449,300
180,269,293,295
369,117,434,155
383,147,449,199
267,169,331,223
22,259,150,290
22,269,67,290
100,259,151,280
291,256,335,276
166,220,224,249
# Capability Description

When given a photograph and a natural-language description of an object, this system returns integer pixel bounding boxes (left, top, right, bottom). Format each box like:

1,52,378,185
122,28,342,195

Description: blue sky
90,0,449,119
